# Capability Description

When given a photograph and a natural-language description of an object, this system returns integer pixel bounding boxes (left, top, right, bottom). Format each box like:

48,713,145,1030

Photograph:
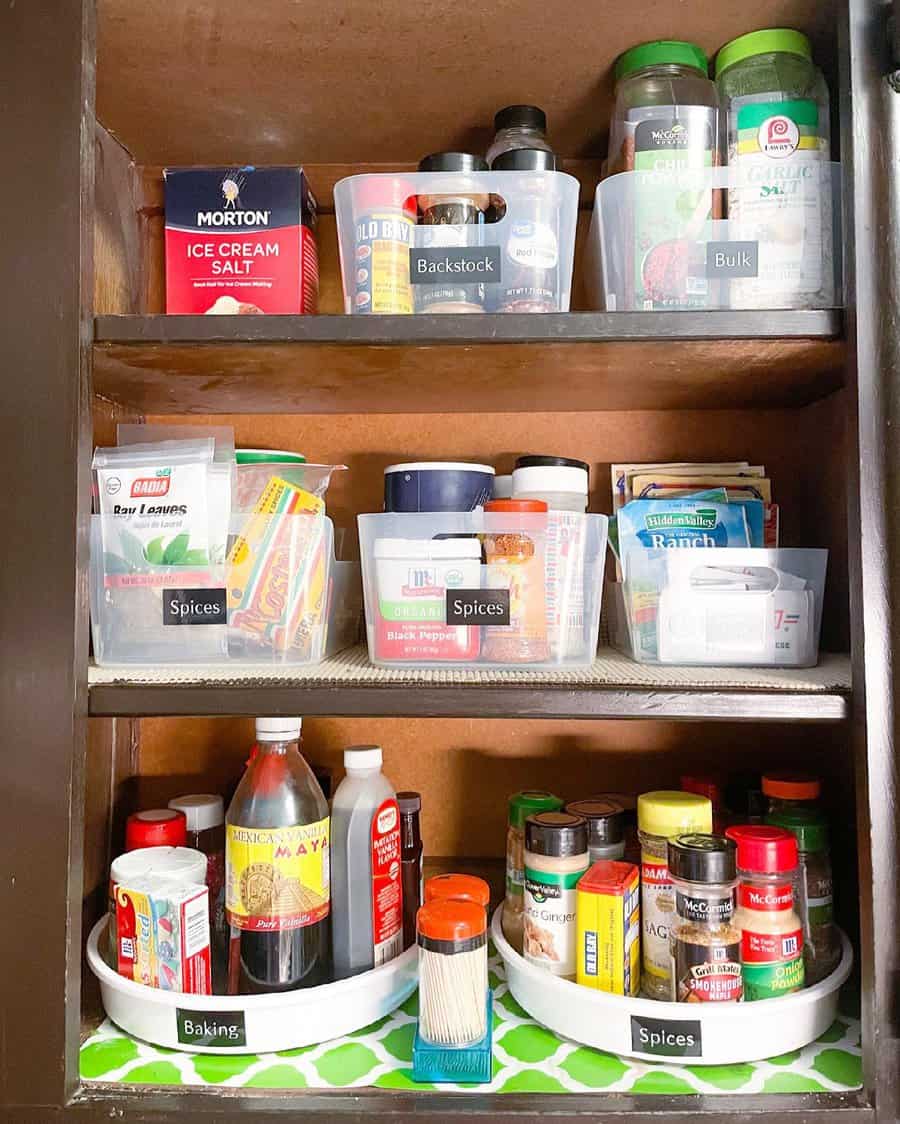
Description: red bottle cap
352,176,417,215
125,808,187,851
725,824,798,873
681,774,723,808
484,499,548,512
424,873,490,908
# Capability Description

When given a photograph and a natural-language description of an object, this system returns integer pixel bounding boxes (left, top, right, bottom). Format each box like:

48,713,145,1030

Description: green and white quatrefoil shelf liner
81,944,862,1094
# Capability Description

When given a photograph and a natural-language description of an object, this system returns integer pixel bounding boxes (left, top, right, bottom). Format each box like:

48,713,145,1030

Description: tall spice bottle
398,791,423,951
225,718,331,994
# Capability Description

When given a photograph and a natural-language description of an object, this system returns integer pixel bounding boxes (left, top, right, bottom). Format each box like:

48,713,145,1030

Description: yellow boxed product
576,860,640,995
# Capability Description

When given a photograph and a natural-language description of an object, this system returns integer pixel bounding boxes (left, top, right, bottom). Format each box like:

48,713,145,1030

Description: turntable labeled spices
668,834,742,1003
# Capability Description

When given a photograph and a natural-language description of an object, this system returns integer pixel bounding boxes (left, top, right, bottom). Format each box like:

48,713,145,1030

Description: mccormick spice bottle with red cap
726,824,805,1000
125,808,187,851
349,177,416,313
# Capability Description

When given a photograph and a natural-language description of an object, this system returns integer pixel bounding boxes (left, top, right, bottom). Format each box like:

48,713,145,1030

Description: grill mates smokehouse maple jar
523,811,589,979
668,834,743,1003
164,167,318,315
637,791,713,999
726,824,805,1000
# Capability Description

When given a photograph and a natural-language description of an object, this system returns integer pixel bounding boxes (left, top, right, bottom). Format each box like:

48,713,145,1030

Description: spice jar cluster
501,772,842,1003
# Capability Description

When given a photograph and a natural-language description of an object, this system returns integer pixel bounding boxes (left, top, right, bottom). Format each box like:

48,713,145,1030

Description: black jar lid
525,811,588,857
418,152,489,173
494,104,547,132
514,454,590,473
564,798,625,845
492,148,557,172
668,833,737,883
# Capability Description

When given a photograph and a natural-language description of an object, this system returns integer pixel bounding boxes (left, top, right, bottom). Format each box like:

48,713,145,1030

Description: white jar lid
344,745,383,770
110,845,207,886
373,537,482,561
513,463,588,496
384,462,495,475
168,794,224,833
256,717,302,741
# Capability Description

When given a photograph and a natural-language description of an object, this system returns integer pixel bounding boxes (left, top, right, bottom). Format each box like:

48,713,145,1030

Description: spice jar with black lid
491,148,561,313
565,798,626,862
487,105,554,167
668,834,743,1003
416,152,490,314
523,811,589,979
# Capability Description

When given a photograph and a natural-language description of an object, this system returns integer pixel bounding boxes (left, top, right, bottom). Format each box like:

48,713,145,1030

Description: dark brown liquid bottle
225,717,331,993
397,791,423,950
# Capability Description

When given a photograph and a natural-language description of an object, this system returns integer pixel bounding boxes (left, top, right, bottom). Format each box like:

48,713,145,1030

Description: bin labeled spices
523,811,589,979
668,834,743,1003
165,166,318,314
727,825,805,1000
482,499,550,663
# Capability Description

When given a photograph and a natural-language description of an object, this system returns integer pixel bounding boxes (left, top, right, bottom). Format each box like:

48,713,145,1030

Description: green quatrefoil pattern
81,944,862,1094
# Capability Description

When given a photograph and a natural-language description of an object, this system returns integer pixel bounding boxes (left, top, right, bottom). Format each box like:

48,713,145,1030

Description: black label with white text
630,1015,703,1058
163,587,228,626
446,588,510,626
176,1008,246,1047
409,246,502,284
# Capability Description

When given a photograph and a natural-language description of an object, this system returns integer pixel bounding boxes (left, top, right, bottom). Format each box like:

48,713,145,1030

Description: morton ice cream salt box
164,166,318,314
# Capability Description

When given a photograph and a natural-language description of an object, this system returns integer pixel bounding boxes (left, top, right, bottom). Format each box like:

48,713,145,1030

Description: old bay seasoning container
637,791,712,999
668,834,742,1003
523,812,589,979
350,177,416,313
726,824,805,1000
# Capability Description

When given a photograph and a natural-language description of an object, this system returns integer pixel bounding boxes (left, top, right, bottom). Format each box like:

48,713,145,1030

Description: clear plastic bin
614,547,828,667
334,171,580,314
357,510,608,668
90,513,361,666
586,163,841,311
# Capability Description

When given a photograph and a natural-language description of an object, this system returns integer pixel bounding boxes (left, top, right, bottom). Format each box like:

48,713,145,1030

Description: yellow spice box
576,860,641,995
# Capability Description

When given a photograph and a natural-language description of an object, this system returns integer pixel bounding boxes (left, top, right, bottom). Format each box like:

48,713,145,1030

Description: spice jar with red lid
726,824,805,1000
125,808,187,851
681,774,726,832
481,499,549,664
761,772,822,815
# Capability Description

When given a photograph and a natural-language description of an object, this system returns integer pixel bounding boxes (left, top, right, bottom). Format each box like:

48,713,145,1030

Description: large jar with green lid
607,41,719,311
637,790,713,999
766,806,840,984
715,29,833,309
502,791,563,953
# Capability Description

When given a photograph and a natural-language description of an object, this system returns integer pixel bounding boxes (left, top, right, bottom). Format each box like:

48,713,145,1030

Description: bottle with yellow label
226,717,331,994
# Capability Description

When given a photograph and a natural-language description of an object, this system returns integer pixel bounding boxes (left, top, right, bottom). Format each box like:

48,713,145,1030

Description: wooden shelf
92,311,845,415
88,646,851,720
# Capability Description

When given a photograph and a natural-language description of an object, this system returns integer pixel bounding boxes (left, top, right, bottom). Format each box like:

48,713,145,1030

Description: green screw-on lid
235,449,306,465
766,807,829,853
715,29,812,78
508,790,563,829
615,40,709,82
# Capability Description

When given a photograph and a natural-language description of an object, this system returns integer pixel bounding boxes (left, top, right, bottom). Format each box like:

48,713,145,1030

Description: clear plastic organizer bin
357,510,608,669
586,163,841,311
334,171,580,314
90,513,361,666
611,547,828,667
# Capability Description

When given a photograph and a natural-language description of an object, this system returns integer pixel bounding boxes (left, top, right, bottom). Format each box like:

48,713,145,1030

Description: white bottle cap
110,846,207,887
168,794,225,833
492,474,514,499
256,717,302,741
344,745,383,770
512,463,588,497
